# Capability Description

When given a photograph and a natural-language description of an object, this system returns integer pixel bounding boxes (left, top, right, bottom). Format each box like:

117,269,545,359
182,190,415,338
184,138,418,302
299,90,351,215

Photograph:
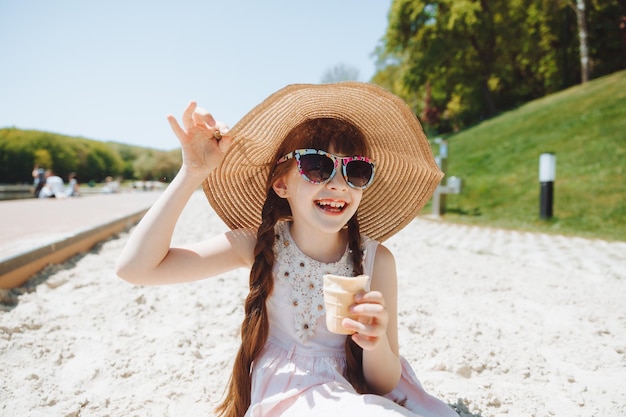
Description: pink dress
246,222,457,417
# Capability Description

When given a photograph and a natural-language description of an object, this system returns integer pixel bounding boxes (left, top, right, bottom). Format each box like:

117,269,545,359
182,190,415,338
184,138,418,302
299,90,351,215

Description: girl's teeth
319,201,345,208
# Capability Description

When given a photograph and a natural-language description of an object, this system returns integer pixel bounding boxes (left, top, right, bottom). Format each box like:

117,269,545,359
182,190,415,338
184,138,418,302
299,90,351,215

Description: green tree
152,150,182,182
584,0,626,78
384,0,500,132
84,143,124,181
107,142,142,179
33,149,52,169
133,151,157,181
0,128,130,183
131,149,182,181
379,0,625,133
0,130,34,182
1,127,211,185
371,43,422,115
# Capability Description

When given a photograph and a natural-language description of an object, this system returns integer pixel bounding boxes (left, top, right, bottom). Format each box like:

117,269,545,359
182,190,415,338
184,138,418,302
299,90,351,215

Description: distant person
32,165,46,197
39,170,66,198
66,172,80,197
102,176,119,194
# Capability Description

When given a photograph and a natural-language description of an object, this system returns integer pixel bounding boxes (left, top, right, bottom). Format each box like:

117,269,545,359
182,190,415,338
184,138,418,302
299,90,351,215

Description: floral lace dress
245,221,456,417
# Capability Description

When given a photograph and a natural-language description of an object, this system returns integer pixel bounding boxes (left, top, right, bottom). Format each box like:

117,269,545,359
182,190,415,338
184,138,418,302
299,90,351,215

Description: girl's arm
116,102,255,285
344,244,401,394
115,168,255,285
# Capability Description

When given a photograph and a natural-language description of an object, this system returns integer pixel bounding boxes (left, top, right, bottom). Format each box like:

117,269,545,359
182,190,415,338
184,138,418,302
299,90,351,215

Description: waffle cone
323,274,369,334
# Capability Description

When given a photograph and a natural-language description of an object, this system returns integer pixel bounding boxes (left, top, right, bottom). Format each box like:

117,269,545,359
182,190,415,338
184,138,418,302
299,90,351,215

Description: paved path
0,191,162,288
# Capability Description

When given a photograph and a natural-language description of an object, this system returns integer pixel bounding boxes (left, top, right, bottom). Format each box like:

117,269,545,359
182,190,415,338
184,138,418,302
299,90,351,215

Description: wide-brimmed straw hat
202,82,443,242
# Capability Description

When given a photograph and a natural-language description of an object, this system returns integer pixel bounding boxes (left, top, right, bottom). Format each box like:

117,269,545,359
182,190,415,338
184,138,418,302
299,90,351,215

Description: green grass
431,70,626,242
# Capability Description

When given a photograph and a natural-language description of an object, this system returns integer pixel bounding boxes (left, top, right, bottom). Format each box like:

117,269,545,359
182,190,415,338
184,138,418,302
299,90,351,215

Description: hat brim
203,82,443,242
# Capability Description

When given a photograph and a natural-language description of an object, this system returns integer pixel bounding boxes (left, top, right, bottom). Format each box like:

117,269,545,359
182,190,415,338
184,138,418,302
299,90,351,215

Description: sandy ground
1,191,625,417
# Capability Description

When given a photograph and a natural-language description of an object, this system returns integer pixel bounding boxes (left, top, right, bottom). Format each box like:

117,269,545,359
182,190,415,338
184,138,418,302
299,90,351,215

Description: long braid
216,191,288,417
343,213,369,393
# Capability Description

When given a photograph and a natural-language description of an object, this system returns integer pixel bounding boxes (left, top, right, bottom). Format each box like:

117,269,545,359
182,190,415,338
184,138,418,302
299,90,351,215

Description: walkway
0,191,162,288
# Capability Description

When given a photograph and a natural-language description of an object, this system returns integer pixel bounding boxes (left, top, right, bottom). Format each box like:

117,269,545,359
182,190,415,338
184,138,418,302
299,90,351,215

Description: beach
1,190,625,417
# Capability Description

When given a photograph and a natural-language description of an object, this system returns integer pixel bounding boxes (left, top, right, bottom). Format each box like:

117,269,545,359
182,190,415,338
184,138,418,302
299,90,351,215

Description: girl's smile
315,198,348,214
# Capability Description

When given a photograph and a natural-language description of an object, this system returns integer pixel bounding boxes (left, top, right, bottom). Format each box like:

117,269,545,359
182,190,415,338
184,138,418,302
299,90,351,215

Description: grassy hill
434,70,625,242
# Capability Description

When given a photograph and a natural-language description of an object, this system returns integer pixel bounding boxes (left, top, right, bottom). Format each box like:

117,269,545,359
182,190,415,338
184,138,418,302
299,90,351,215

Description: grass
429,70,626,242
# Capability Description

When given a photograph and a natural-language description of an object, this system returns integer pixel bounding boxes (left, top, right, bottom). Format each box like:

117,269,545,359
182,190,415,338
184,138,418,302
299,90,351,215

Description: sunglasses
276,149,375,190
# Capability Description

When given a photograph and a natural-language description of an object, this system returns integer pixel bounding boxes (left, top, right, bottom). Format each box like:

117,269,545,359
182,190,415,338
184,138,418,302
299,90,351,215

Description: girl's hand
167,101,232,176
343,291,389,350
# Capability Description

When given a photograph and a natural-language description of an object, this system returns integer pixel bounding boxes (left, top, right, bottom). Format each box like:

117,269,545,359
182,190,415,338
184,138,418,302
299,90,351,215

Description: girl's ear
272,176,288,198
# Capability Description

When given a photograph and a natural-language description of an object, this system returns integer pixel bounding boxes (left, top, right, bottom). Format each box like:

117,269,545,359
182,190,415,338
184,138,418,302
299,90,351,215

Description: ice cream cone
323,274,369,334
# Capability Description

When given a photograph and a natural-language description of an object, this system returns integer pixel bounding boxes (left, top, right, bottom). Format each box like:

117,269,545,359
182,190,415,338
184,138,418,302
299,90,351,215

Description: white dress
246,221,457,417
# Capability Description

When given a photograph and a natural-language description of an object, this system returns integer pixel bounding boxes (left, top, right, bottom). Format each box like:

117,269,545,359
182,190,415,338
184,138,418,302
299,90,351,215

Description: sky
0,0,392,150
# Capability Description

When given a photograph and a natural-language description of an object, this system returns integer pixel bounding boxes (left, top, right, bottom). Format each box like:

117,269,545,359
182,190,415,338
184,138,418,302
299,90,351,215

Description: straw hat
202,82,443,242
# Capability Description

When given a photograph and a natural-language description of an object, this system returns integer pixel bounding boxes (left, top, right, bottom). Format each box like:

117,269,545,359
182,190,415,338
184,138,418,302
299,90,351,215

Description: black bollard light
539,153,556,219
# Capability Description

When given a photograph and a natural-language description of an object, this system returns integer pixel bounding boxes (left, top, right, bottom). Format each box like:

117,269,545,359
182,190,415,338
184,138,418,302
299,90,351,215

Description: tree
321,63,360,83
33,149,52,169
0,128,129,183
133,151,157,181
379,0,593,133
571,0,590,82
370,42,424,113
583,0,626,78
384,0,502,119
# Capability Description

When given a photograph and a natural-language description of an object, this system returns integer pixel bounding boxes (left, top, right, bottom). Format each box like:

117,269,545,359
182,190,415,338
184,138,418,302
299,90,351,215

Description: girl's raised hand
167,101,231,176
343,291,389,350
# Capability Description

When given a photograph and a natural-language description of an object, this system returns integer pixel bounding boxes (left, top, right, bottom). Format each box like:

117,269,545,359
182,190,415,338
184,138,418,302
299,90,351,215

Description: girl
116,82,457,417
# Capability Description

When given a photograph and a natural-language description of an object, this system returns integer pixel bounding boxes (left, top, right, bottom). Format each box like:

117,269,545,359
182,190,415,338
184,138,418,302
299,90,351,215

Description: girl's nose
326,168,349,191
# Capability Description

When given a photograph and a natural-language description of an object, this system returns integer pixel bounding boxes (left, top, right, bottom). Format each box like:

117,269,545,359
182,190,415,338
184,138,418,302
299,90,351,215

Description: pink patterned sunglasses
276,149,376,190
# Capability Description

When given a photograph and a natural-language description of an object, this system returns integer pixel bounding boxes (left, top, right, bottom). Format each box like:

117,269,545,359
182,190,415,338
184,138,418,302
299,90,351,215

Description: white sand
1,191,625,417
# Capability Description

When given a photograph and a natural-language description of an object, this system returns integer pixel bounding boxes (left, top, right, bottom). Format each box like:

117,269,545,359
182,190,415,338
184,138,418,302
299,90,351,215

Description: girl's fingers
169,101,227,151
182,101,197,129
167,115,187,143
215,120,230,134
193,106,217,128
192,111,206,127
351,332,379,350
342,316,384,337
351,302,386,317
343,318,383,351
342,318,368,333
343,291,389,342
354,291,385,307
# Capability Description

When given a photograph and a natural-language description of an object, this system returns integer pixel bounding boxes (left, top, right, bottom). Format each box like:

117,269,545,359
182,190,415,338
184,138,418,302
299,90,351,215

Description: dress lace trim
274,221,365,344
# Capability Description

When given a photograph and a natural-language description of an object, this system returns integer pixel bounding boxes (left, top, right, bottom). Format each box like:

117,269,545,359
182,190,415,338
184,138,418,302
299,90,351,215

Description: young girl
116,82,457,417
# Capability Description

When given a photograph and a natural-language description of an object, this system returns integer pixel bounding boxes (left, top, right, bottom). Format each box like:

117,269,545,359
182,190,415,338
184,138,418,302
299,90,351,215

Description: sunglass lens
299,154,335,183
346,160,373,188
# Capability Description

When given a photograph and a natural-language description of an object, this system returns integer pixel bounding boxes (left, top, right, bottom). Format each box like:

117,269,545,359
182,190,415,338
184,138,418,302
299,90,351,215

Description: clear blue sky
0,0,391,150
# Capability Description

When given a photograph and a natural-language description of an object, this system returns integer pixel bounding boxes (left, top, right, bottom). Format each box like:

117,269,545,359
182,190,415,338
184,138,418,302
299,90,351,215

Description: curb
0,209,148,289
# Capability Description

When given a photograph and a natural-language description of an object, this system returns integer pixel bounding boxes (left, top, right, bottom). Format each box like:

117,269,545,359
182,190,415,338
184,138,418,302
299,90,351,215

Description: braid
343,214,369,393
216,191,287,417
347,214,364,277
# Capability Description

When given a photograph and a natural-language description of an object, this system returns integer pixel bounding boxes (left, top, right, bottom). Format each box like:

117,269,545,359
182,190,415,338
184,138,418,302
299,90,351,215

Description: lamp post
432,138,462,216
433,138,448,215
539,153,556,219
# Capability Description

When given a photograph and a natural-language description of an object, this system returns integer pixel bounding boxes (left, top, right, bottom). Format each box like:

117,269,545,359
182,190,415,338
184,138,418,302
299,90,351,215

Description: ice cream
323,274,369,334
